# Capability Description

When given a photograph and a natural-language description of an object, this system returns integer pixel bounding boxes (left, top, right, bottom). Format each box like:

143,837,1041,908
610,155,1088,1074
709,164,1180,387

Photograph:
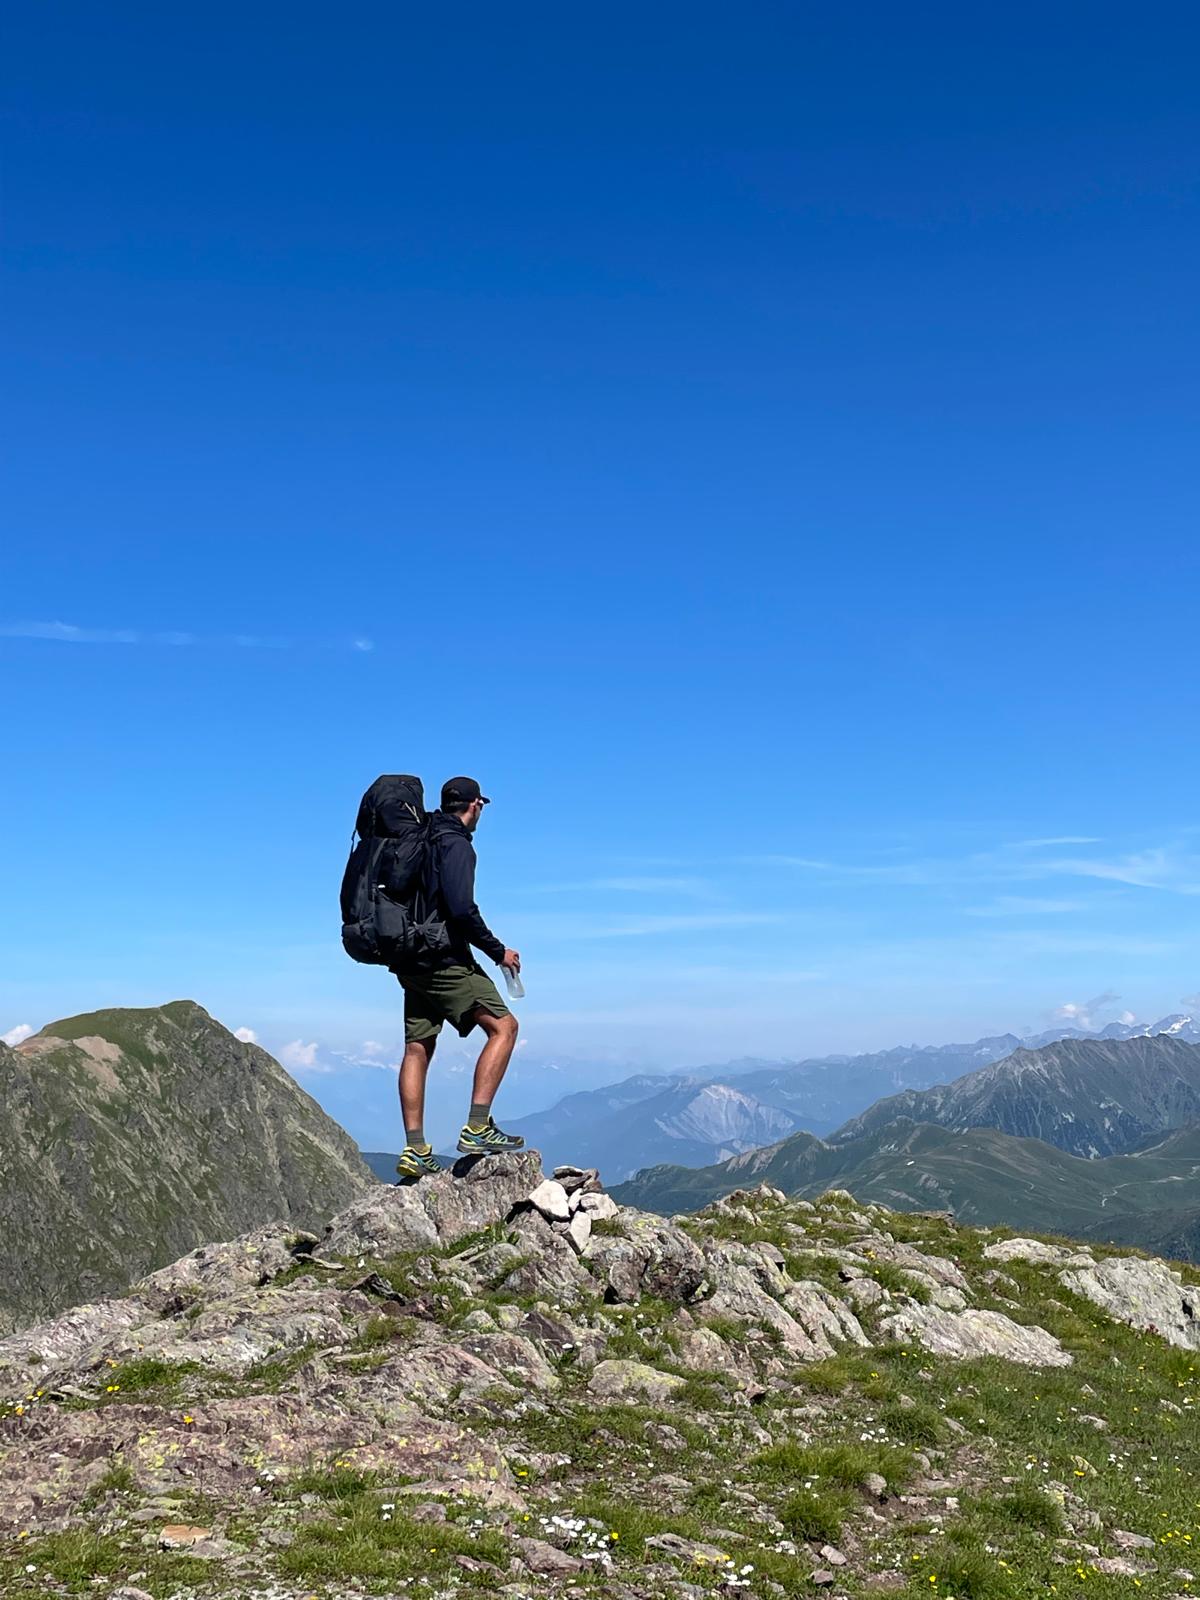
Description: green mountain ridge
0,1001,374,1334
832,1034,1200,1156
613,1116,1200,1259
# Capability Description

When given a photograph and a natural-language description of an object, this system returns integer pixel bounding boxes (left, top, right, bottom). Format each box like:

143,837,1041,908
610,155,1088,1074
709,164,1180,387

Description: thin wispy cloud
594,911,785,938
2,1023,34,1047
990,931,1177,958
1,620,371,653
1,622,141,645
762,838,1200,895
1036,848,1200,895
533,875,715,897
1012,836,1104,848
964,896,1090,918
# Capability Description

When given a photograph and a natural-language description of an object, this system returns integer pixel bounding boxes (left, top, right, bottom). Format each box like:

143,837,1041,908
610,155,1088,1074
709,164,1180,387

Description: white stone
579,1191,619,1221
982,1238,1071,1266
527,1179,571,1222
566,1211,592,1255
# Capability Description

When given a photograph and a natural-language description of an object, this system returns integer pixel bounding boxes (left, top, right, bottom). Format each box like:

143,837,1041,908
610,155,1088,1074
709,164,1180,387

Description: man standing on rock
394,777,524,1181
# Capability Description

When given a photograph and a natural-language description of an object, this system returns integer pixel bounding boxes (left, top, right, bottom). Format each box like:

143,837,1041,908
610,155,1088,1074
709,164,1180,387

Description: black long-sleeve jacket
427,811,506,967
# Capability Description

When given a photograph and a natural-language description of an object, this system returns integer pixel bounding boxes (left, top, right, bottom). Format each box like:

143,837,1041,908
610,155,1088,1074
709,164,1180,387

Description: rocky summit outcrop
1,1157,1197,1599
0,1002,374,1334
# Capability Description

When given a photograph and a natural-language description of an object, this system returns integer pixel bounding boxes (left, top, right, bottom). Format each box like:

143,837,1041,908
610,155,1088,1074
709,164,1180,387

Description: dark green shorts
398,963,511,1044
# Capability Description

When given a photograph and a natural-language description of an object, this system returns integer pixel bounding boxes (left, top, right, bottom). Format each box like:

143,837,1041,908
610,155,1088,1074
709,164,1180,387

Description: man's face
465,798,485,832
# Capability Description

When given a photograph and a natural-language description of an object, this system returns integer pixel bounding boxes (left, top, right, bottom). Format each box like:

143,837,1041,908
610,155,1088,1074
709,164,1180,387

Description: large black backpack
339,775,450,970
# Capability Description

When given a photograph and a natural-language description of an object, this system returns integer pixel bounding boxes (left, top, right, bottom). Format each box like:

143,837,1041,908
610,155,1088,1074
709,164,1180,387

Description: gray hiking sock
405,1126,427,1150
467,1101,492,1131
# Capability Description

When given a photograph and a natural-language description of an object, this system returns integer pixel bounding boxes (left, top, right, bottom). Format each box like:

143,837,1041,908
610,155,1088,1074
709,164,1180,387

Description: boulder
318,1152,545,1260
527,1179,572,1222
645,1531,734,1566
97,1284,371,1376
517,1536,584,1575
0,1296,150,1387
1059,1257,1200,1350
782,1281,872,1354
879,1305,1071,1367
504,1208,593,1305
566,1210,592,1254
587,1212,707,1304
456,1330,560,1391
587,1359,687,1403
133,1223,309,1311
677,1327,739,1374
983,1238,1073,1266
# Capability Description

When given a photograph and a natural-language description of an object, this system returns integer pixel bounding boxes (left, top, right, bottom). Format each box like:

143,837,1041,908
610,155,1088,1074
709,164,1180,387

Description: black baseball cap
441,776,491,807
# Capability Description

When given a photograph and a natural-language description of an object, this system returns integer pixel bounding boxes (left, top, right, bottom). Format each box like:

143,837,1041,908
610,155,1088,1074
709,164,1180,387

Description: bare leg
399,1038,435,1141
469,1010,519,1112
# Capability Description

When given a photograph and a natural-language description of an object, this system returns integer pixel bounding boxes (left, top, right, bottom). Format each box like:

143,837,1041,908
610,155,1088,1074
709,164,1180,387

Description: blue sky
3,4,1198,1143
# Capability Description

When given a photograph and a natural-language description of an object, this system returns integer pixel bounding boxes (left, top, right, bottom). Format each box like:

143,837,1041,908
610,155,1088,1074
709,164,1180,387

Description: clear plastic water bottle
501,964,525,999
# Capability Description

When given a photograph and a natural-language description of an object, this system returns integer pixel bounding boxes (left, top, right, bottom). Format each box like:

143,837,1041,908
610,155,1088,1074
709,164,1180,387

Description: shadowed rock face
0,1002,375,1334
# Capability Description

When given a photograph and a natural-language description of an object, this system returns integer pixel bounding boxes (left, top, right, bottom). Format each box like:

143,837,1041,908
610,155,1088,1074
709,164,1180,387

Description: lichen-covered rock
0,1376,516,1528
99,1283,371,1375
0,1296,149,1388
852,1239,970,1290
1059,1256,1200,1349
317,1151,544,1260
517,1535,585,1574
782,1280,872,1353
587,1358,687,1402
503,1207,593,1305
456,1330,560,1391
586,1211,707,1304
677,1326,739,1374
132,1223,312,1312
879,1305,1071,1366
701,1261,838,1362
845,1277,890,1312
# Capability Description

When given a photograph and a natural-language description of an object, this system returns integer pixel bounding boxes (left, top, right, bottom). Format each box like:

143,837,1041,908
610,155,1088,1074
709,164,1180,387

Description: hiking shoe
456,1117,525,1155
395,1145,443,1183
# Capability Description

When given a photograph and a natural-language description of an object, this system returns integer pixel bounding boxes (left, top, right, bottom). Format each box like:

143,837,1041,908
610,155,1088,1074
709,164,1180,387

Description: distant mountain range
1022,1012,1199,1048
612,1035,1200,1262
439,1014,1199,1182
0,1002,374,1334
504,1076,801,1180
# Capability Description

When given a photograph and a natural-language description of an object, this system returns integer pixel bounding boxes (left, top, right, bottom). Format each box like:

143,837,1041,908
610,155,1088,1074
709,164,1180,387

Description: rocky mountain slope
0,1155,1197,1599
612,1119,1200,1258
507,1076,804,1179
833,1035,1200,1158
0,1003,373,1335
